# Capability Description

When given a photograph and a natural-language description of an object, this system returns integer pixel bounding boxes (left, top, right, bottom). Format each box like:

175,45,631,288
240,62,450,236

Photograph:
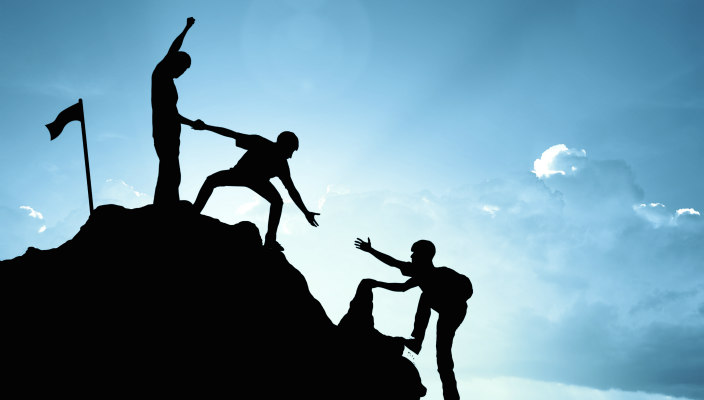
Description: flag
44,98,95,214
46,101,84,140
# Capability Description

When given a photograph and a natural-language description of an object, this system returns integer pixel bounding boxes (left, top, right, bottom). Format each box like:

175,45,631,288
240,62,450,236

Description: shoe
264,240,284,251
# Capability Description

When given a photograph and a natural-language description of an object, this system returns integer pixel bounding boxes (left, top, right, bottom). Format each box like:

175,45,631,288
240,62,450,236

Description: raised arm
355,237,407,270
281,174,320,227
168,17,195,56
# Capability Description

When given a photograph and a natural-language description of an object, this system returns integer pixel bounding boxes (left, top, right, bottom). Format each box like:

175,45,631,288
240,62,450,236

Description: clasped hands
191,119,206,130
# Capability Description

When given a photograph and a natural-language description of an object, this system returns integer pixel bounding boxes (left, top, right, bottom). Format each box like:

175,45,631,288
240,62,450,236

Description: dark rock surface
1,203,425,398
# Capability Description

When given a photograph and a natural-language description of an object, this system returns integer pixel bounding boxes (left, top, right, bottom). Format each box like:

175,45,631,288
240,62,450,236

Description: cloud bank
284,144,702,400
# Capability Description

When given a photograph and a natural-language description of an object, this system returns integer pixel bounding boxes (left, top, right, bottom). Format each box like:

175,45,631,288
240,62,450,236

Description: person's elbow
284,183,297,195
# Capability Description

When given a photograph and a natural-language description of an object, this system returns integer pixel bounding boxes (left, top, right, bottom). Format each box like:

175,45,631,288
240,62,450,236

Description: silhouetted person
152,17,199,206
338,278,427,399
191,120,319,251
354,238,472,400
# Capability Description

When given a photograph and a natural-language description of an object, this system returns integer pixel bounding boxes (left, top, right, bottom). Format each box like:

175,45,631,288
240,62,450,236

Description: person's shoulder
434,266,470,282
436,265,461,274
255,135,275,146
152,61,169,81
237,134,272,150
398,261,415,277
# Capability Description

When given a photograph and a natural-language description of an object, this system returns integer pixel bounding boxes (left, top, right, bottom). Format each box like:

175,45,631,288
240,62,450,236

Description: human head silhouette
277,131,299,159
170,51,191,78
410,240,435,265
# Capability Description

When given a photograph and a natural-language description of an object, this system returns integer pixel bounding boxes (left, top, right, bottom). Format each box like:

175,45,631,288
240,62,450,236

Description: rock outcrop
1,203,425,399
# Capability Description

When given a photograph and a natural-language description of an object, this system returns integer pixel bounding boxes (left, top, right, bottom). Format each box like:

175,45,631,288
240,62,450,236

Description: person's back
231,135,289,181
151,61,179,136
414,266,472,313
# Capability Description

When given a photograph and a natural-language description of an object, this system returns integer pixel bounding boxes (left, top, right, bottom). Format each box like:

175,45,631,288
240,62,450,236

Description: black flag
45,99,94,213
46,101,83,140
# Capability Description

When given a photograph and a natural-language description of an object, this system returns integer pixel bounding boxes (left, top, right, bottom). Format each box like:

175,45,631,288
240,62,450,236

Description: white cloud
531,145,698,234
634,203,702,228
676,208,700,216
530,145,644,228
19,205,44,220
634,203,672,227
280,144,703,400
99,179,152,208
1,205,73,260
532,144,586,178
482,204,500,217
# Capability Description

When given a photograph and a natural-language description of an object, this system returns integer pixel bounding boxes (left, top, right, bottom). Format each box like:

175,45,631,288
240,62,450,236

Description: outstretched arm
192,119,246,141
168,17,195,56
281,175,320,227
355,237,407,270
363,278,417,293
180,114,196,127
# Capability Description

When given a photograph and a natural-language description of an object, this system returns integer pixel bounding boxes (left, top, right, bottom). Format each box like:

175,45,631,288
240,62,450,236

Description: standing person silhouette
152,17,199,206
354,237,472,400
191,120,320,251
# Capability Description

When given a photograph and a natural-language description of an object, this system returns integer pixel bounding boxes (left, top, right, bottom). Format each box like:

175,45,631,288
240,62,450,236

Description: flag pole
78,98,94,214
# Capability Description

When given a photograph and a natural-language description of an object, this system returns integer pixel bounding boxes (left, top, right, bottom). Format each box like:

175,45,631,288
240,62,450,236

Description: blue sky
1,1,703,399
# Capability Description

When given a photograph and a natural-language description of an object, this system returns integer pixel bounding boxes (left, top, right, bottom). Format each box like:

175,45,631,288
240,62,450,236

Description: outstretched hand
186,17,195,27
354,237,372,252
192,119,206,130
305,211,320,227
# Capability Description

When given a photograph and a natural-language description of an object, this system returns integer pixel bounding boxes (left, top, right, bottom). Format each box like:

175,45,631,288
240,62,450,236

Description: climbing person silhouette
354,237,472,400
152,17,199,206
191,120,320,251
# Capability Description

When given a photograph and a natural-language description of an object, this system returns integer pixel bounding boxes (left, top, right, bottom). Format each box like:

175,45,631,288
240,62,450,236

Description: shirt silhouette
355,238,472,400
152,17,199,206
192,120,319,251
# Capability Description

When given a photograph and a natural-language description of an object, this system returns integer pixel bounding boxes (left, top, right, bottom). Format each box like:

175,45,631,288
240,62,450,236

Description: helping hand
306,211,320,227
192,119,206,130
354,237,372,252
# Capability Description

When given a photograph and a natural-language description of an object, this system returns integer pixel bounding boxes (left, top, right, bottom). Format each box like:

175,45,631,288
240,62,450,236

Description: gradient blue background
1,1,703,399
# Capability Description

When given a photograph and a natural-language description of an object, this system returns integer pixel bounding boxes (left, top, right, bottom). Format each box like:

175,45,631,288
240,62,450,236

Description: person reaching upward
151,17,199,206
355,237,472,400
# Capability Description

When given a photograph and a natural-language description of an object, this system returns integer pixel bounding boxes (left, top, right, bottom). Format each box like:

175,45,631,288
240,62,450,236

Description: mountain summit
2,203,425,399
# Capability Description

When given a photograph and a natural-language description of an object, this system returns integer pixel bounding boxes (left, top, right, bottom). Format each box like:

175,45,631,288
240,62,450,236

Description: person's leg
173,156,181,202
246,181,283,248
193,169,240,213
407,293,431,354
154,137,181,206
436,305,467,400
154,159,166,205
